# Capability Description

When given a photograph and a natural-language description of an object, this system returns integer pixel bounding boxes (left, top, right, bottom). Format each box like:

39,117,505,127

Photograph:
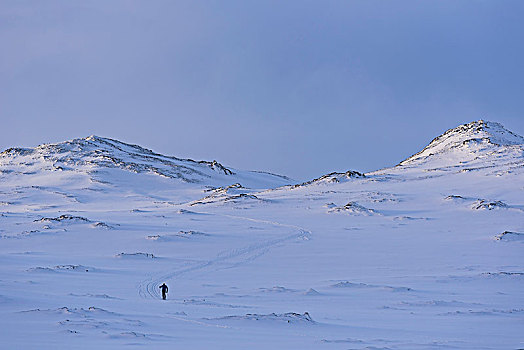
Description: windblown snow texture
0,120,522,349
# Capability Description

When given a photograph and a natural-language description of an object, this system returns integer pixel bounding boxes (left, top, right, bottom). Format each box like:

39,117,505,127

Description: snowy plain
0,120,523,349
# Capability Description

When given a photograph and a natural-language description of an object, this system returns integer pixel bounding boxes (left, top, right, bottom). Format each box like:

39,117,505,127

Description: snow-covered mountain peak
0,136,291,189
34,135,178,162
397,120,524,169
1,135,155,160
427,120,524,146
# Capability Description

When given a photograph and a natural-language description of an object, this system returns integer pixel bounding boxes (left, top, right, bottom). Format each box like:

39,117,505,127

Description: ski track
138,211,312,300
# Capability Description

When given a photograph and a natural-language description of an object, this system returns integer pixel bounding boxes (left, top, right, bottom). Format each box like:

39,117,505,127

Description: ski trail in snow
142,230,307,299
137,211,312,300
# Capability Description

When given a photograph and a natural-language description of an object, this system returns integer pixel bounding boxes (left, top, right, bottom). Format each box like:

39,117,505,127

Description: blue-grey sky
1,1,523,180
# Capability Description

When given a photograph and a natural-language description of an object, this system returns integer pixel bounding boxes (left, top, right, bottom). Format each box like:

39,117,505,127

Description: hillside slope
0,121,522,350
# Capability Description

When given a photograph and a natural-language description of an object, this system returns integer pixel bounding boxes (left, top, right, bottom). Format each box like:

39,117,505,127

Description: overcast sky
1,1,523,180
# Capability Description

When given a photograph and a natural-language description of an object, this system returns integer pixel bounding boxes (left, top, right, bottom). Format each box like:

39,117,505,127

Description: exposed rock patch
328,202,377,215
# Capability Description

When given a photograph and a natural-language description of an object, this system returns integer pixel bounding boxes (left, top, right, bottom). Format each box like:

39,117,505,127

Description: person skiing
159,283,168,300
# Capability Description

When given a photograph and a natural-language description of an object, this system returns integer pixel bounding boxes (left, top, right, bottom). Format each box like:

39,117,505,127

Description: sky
1,0,523,181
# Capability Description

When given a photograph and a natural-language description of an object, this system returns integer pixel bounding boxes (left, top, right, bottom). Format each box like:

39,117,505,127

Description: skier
159,283,168,300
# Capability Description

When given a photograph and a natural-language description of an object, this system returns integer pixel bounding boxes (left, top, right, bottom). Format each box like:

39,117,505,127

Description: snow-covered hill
0,121,522,349
396,120,524,172
0,135,292,188
0,135,292,210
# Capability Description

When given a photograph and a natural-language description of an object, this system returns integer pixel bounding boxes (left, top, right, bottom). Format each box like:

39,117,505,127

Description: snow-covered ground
1,120,522,349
